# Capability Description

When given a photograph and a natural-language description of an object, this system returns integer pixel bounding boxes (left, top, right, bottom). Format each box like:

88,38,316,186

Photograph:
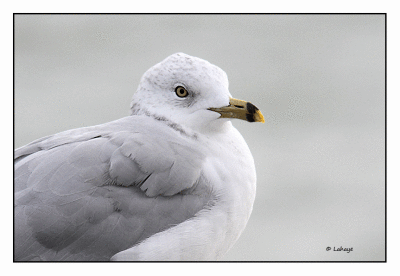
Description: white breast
111,123,256,261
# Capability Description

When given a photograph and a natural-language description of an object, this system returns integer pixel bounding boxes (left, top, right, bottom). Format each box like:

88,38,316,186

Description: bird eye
175,86,189,98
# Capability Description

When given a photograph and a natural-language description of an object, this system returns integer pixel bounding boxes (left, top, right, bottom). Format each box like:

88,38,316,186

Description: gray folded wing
14,116,210,261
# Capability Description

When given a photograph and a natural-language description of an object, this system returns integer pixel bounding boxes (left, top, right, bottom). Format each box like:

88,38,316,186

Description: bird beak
208,98,265,123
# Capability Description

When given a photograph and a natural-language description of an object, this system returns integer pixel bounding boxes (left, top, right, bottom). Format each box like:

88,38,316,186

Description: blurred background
14,14,385,261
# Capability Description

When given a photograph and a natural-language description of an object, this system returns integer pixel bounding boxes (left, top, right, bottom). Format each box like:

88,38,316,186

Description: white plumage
14,53,264,261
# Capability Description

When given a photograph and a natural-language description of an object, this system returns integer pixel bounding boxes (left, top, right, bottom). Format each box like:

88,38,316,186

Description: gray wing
14,116,210,261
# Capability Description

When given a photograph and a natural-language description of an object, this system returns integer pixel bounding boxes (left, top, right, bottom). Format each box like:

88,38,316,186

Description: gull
14,53,264,261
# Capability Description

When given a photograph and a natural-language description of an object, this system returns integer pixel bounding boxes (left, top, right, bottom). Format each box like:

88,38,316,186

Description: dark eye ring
175,86,189,98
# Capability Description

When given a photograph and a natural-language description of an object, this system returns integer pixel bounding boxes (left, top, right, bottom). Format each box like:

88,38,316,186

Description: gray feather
14,115,211,261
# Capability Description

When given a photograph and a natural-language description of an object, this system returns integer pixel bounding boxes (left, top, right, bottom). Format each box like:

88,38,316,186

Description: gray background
14,14,385,261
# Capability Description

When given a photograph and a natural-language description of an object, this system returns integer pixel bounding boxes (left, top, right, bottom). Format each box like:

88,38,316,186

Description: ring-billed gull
14,53,264,261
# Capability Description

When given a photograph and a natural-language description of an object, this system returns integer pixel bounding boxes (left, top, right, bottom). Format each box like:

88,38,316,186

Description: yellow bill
208,98,265,123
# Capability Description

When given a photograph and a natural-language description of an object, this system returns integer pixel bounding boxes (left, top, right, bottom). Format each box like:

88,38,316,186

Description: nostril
234,105,244,109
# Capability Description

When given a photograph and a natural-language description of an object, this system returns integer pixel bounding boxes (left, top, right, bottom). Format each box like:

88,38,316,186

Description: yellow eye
175,86,189,98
